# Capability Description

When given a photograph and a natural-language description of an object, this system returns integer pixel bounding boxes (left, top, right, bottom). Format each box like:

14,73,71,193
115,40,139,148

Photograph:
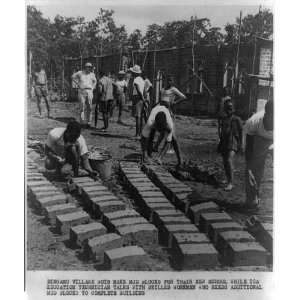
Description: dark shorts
35,85,47,98
117,93,126,107
99,100,114,113
132,95,143,117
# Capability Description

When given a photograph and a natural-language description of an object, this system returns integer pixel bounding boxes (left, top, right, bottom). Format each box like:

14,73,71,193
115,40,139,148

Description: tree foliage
27,5,273,76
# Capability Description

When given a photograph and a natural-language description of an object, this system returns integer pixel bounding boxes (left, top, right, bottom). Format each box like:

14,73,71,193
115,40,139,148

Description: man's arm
91,74,97,89
172,87,187,105
237,117,243,151
45,144,64,164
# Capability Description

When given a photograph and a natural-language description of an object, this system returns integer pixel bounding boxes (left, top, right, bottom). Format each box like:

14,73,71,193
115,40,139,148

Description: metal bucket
88,148,112,180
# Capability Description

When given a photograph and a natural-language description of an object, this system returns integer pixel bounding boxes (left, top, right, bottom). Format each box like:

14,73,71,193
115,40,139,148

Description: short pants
35,85,47,98
132,95,143,117
99,99,114,113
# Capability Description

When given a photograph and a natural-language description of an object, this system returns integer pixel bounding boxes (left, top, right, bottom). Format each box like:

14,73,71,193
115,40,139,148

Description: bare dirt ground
26,100,273,271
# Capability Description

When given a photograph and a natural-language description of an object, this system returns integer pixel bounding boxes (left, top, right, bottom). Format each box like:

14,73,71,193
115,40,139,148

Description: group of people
40,61,273,211
71,63,155,134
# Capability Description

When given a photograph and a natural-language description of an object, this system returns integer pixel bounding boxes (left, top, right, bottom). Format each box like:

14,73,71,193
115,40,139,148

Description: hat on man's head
118,70,125,75
129,65,142,74
85,62,93,68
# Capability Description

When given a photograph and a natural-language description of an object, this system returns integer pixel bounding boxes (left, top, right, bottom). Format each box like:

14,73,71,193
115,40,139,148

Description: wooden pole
191,16,196,113
233,10,242,103
62,57,65,99
248,36,257,116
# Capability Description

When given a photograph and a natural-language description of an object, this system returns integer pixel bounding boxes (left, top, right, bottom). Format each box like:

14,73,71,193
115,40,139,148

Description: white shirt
72,71,97,90
46,128,89,158
34,70,47,85
244,110,273,140
142,105,174,142
115,79,127,94
133,76,145,96
160,87,186,104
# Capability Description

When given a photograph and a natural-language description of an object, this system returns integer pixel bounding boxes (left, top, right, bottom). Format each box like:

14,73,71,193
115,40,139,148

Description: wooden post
191,16,196,113
248,36,257,116
62,57,65,99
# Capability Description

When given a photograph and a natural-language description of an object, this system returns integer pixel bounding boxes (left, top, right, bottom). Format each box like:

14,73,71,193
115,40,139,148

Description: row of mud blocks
119,162,218,270
27,162,82,225
67,176,157,269
142,164,271,267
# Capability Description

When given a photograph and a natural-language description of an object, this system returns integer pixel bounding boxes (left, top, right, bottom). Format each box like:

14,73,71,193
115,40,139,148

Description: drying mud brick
217,230,256,253
110,217,149,229
29,185,58,194
85,233,123,262
36,194,69,209
208,222,244,244
56,211,90,234
103,246,147,270
72,177,95,184
138,191,165,198
70,222,107,247
188,202,219,225
104,209,140,221
93,200,126,216
151,209,184,225
117,223,158,246
199,212,233,233
45,203,79,225
142,197,171,204
127,177,150,183
145,202,175,212
224,242,268,266
80,185,109,193
158,215,191,226
161,224,199,247
89,194,118,203
171,232,210,250
249,222,273,254
27,180,49,187
175,243,218,270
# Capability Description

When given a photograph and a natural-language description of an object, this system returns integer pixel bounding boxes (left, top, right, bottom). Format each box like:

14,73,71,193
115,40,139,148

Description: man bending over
45,120,97,177
141,105,182,166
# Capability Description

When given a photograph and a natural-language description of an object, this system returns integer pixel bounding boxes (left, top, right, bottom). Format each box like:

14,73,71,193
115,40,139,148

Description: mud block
143,197,170,204
126,173,147,179
72,177,94,184
224,242,268,266
27,180,49,187
103,246,147,270
56,211,90,235
89,195,118,204
172,232,210,250
199,212,233,233
133,182,157,189
188,202,219,225
93,200,126,216
159,215,191,226
70,222,107,247
174,243,218,270
30,185,58,193
162,224,199,247
45,203,79,225
252,222,273,254
217,231,256,253
36,194,69,208
117,224,158,246
128,177,150,183
80,185,109,193
159,177,179,184
146,201,174,211
152,209,184,225
85,233,123,262
208,222,243,243
104,209,139,221
110,217,149,230
139,191,165,198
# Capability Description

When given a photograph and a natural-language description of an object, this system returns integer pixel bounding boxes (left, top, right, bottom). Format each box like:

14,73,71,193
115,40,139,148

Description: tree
224,8,273,44
128,29,143,50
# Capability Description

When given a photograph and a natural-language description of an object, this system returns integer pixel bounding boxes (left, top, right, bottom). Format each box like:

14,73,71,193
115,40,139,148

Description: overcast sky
29,0,273,34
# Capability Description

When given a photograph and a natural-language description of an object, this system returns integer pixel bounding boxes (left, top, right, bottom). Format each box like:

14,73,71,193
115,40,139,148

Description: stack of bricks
27,162,84,227
141,163,270,267
27,161,150,270
119,161,218,270
142,164,194,213
69,176,158,265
